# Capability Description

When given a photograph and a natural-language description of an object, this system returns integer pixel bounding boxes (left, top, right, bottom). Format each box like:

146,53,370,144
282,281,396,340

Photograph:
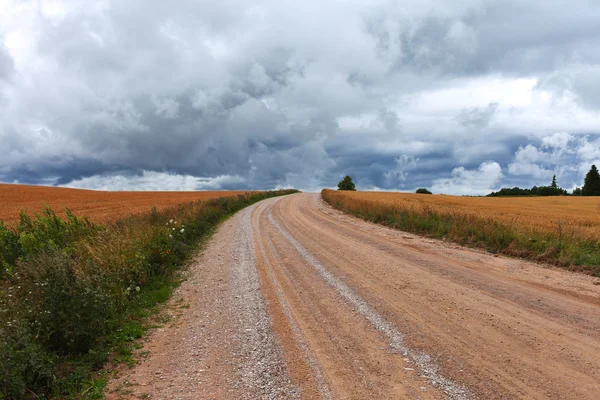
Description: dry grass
0,183,249,225
322,189,600,275
324,190,600,241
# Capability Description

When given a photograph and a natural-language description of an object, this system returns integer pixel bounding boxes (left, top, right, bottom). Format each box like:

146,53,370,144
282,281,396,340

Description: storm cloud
1,0,599,193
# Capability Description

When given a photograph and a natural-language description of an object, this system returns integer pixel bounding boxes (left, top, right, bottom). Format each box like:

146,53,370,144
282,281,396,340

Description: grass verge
322,189,600,276
0,189,298,399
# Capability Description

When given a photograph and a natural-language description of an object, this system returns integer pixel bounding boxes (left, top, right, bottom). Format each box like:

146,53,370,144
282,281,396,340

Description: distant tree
488,184,567,197
337,175,356,191
551,175,558,188
416,188,432,194
572,187,582,196
582,165,600,196
488,187,532,197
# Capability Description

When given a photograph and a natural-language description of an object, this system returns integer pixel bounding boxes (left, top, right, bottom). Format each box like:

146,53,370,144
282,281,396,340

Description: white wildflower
135,286,140,292
180,228,185,233
169,219,173,223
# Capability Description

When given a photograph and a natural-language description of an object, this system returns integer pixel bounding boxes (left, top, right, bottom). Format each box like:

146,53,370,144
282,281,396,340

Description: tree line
488,165,600,197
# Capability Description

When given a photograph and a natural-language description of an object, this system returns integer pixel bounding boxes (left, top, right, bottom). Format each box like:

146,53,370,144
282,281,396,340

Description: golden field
323,190,600,241
0,183,248,225
322,189,600,274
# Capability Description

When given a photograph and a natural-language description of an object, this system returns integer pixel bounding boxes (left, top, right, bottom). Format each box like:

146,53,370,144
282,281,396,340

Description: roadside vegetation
322,189,600,276
0,189,297,399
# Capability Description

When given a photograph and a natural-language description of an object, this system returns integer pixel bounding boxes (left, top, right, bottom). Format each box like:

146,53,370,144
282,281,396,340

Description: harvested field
322,189,600,274
0,183,248,225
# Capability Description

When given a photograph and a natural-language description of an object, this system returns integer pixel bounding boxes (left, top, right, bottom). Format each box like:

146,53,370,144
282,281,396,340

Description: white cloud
507,144,553,179
506,133,600,189
541,132,572,150
62,171,247,191
431,161,503,196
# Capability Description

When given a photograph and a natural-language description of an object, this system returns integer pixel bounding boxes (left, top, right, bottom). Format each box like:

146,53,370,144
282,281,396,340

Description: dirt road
108,193,600,399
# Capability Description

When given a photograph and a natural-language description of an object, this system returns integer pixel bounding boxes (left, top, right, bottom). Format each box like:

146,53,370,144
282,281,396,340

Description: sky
1,0,600,195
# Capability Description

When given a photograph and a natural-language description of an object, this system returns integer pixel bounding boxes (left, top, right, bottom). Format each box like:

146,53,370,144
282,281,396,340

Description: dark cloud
0,1,599,193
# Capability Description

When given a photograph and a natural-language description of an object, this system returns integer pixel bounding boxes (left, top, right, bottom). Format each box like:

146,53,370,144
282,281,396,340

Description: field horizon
0,183,250,225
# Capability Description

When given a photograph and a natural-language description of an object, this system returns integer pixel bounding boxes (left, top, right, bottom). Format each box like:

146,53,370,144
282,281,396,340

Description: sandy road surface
108,193,600,399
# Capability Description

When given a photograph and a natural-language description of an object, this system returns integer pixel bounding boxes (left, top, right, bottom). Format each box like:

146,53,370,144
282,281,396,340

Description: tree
416,188,432,194
551,175,557,188
337,175,356,191
572,187,582,196
582,165,600,196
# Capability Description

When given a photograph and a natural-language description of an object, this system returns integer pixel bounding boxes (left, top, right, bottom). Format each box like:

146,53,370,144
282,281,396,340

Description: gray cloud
0,43,13,81
0,0,600,194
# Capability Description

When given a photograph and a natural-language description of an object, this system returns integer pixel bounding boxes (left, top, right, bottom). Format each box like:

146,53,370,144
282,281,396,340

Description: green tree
551,175,557,188
572,187,582,196
582,165,600,196
337,175,356,191
416,188,432,194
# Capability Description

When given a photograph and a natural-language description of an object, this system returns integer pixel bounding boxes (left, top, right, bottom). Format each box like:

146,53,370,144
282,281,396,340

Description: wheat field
0,183,248,225
322,190,600,242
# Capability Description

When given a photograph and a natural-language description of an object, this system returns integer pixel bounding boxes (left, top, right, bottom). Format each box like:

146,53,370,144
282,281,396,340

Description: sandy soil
107,193,600,399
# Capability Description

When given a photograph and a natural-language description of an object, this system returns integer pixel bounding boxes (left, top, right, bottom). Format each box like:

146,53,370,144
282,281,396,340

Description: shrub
416,188,432,194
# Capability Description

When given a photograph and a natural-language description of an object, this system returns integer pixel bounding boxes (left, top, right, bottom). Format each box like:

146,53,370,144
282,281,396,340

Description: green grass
322,190,600,277
0,189,298,399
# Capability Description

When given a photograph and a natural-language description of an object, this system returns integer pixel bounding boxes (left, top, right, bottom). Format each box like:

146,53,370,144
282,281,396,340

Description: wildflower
169,234,173,238
180,228,185,233
135,286,140,292
169,219,174,223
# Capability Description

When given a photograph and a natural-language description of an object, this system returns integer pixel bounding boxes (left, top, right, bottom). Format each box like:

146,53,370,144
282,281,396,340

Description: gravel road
107,193,600,399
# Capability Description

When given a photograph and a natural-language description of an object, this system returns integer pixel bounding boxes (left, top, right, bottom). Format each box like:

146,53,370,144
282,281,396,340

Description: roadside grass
0,189,298,399
321,189,600,276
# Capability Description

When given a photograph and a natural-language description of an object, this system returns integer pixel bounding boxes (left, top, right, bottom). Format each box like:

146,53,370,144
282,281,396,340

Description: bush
416,188,432,194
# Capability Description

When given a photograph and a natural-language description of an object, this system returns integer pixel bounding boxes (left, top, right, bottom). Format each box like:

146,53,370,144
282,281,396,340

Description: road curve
108,193,600,399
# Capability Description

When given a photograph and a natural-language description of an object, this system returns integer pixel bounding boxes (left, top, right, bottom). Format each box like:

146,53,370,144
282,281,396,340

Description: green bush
415,188,432,194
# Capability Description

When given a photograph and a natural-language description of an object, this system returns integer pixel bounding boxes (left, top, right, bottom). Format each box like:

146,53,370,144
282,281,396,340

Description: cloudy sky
1,0,600,194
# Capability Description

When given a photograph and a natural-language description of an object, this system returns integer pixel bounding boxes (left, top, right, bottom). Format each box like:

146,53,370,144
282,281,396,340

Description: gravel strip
230,206,300,399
